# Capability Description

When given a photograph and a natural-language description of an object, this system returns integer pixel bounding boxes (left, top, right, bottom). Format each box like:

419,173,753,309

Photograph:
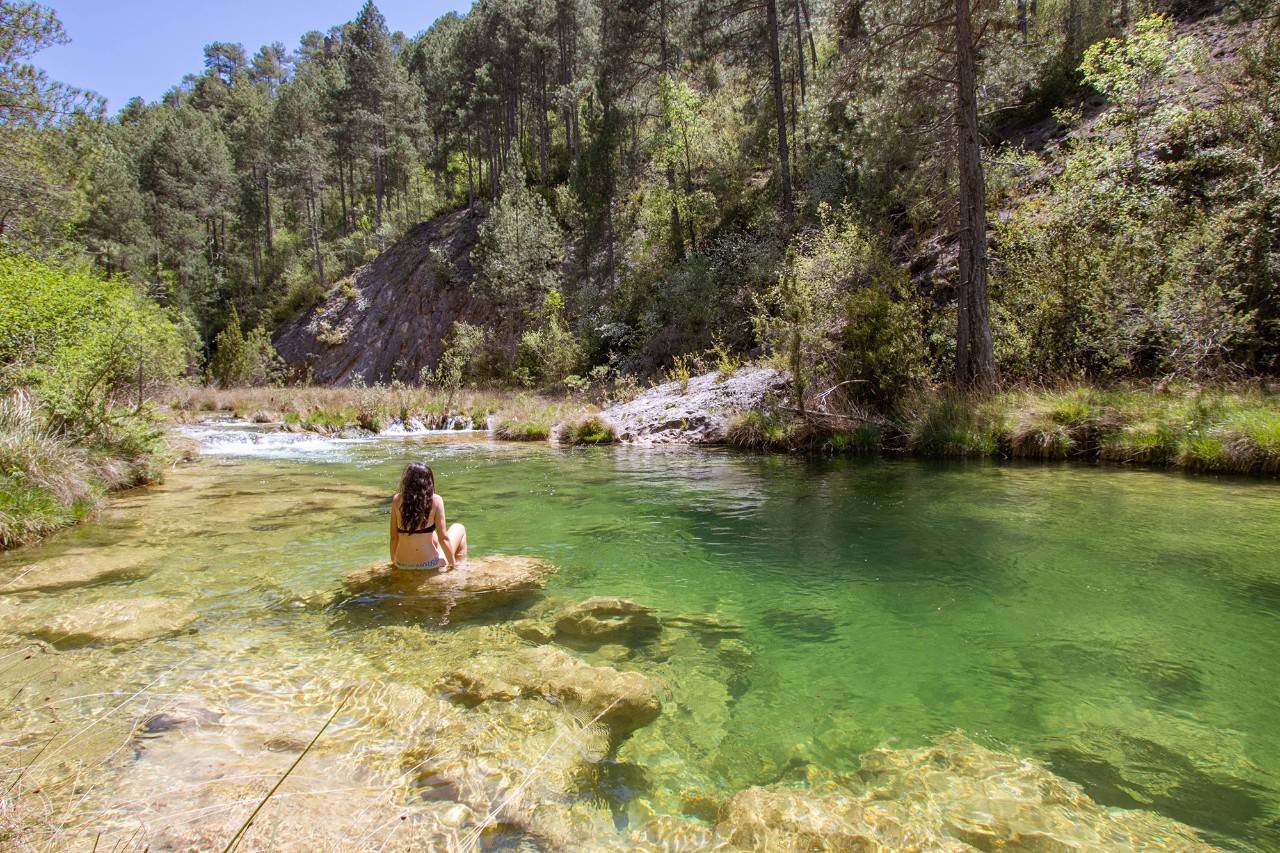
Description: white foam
180,417,486,460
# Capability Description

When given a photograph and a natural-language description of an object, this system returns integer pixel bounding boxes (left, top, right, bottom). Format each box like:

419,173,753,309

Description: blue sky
37,0,469,112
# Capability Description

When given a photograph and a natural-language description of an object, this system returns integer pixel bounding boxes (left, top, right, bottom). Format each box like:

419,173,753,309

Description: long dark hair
398,463,435,533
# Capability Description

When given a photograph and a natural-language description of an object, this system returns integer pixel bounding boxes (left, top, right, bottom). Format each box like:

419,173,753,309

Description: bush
0,392,99,547
556,414,617,445
0,254,191,442
494,418,551,441
517,290,583,388
209,306,285,387
906,394,1005,457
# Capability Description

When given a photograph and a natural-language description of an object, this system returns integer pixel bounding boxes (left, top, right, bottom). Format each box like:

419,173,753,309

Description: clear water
3,425,1280,850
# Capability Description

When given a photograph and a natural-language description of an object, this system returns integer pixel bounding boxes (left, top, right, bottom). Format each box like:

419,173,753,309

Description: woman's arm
435,496,456,569
389,494,400,563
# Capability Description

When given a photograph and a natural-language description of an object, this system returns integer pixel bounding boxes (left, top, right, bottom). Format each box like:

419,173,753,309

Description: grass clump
728,409,885,456
906,394,1004,458
556,415,618,446
726,410,791,452
494,419,552,441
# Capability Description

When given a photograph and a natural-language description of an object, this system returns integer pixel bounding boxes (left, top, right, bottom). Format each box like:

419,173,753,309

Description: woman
390,462,468,570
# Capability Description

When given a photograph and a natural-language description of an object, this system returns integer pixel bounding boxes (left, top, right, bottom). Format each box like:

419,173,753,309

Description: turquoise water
3,425,1280,849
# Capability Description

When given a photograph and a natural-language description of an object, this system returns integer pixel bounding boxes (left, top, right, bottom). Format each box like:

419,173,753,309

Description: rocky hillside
273,209,481,385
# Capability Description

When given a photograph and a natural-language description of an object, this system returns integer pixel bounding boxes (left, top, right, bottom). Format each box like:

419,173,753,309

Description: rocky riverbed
0,550,1226,851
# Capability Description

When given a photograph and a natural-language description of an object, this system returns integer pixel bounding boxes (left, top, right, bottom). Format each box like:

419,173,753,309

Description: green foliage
474,150,566,327
556,414,618,446
0,254,191,439
428,321,488,399
209,306,284,387
994,18,1278,380
755,207,911,407
494,419,552,441
517,290,583,388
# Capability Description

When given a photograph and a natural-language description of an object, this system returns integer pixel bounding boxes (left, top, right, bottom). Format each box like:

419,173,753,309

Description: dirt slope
273,209,481,386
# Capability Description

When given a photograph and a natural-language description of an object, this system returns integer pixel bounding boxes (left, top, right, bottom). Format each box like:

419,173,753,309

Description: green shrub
907,394,1005,457
726,410,791,452
839,282,927,405
0,393,101,548
494,419,551,441
209,306,284,387
557,415,618,445
517,290,583,388
0,254,192,440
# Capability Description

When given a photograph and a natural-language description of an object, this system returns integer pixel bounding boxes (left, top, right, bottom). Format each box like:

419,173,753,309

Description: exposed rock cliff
273,209,481,385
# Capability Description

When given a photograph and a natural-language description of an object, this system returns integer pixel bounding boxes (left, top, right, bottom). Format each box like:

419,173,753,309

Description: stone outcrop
602,366,791,444
441,645,662,738
344,555,556,622
0,551,151,594
711,733,1223,852
28,597,196,646
554,596,660,644
273,209,482,385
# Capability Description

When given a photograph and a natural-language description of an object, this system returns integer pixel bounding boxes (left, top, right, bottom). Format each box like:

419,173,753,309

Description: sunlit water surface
3,423,1279,850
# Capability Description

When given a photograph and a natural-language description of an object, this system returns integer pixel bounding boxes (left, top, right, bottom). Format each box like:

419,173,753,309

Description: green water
3,425,1280,849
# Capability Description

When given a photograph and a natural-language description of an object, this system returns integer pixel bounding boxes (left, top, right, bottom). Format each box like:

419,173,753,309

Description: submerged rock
344,555,556,622
555,596,661,644
601,366,790,444
0,551,151,594
711,733,1224,852
28,597,196,646
140,698,225,735
511,618,556,644
442,645,662,738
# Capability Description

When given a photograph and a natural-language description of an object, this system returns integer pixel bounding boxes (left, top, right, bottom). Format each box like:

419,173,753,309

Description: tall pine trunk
764,0,793,225
306,177,326,288
953,0,996,390
659,0,685,259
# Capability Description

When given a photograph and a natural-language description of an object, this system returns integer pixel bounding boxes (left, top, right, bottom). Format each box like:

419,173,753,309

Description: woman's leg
447,523,468,559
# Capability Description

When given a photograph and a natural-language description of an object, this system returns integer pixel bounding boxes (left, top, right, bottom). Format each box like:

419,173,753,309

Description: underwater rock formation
554,596,661,644
27,597,195,646
711,733,1223,852
442,645,663,738
344,555,556,622
0,550,151,593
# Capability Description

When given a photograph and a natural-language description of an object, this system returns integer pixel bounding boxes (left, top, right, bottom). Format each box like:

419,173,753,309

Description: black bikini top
396,502,436,534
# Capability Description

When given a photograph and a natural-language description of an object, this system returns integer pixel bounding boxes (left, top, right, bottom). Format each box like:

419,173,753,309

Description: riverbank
0,394,193,550
724,384,1280,477
173,380,1280,478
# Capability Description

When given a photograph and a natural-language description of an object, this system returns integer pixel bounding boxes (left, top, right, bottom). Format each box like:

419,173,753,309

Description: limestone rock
442,645,662,738
712,733,1224,852
0,551,151,594
602,366,791,444
344,555,556,622
511,618,555,644
140,698,225,736
554,596,660,644
28,597,196,646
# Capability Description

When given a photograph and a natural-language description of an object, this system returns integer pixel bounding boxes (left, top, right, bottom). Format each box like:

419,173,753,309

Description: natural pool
2,422,1279,850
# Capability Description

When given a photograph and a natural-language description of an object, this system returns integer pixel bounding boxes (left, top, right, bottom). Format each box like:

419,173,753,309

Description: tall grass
555,415,618,446
0,394,100,548
725,384,1280,476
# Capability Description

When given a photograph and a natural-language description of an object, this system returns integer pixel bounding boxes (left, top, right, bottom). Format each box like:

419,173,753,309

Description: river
2,421,1278,850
